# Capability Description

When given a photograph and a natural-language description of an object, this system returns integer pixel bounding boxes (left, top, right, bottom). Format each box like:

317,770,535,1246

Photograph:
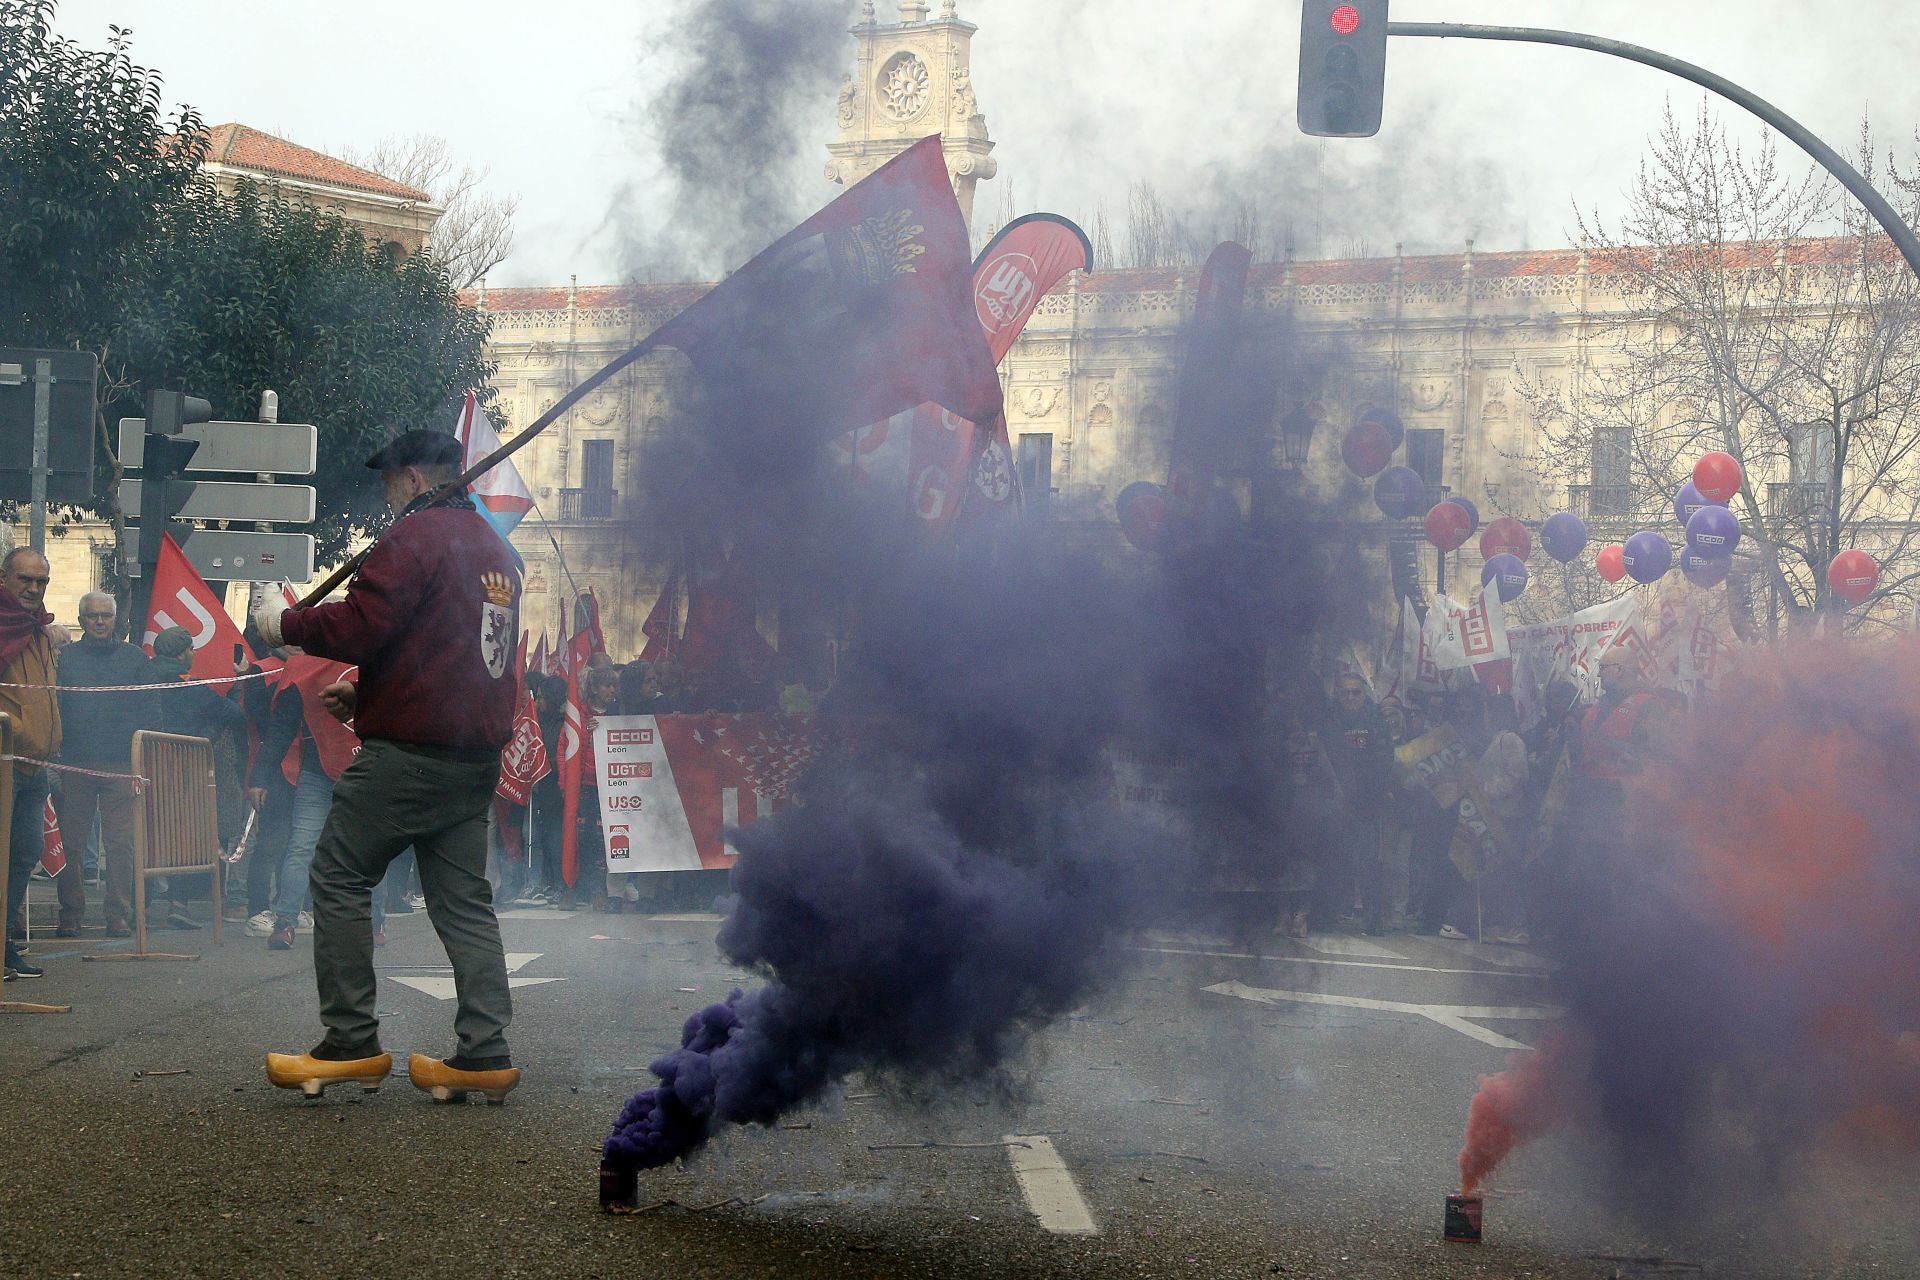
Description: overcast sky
48,0,1920,285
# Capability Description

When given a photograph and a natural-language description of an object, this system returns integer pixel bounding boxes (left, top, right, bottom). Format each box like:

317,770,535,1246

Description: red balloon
1596,543,1627,583
1827,549,1880,604
1340,419,1395,478
1425,499,1473,552
1693,451,1744,503
1479,517,1531,562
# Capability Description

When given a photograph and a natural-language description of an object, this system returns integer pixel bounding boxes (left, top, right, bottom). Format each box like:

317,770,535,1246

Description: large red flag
556,630,595,887
655,135,1002,438
528,632,549,682
143,534,249,684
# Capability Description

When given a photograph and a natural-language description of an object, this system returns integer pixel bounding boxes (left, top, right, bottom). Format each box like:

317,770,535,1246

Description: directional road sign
120,478,316,524
123,530,316,583
119,419,317,475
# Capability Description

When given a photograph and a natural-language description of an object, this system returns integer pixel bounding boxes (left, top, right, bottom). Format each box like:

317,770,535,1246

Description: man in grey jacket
54,593,160,936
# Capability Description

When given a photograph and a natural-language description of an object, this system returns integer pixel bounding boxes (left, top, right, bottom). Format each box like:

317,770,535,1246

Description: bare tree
1512,102,1920,635
344,134,518,288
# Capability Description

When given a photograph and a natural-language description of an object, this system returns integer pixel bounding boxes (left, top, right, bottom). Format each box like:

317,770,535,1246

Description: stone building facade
477,240,1643,654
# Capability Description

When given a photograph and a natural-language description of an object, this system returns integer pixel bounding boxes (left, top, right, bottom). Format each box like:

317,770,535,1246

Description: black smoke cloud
611,0,859,280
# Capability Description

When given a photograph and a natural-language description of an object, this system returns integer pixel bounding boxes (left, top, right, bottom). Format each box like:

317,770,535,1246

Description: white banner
593,716,702,872
1426,591,1510,671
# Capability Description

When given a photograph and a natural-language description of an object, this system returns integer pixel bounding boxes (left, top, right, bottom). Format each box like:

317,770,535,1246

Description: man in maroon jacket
254,430,523,1103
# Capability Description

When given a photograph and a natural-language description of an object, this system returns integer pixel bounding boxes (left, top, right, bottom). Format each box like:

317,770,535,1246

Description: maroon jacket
281,500,521,751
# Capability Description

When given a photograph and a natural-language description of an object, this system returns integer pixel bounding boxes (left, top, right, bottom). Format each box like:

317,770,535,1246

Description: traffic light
136,389,211,570
1298,2,1390,138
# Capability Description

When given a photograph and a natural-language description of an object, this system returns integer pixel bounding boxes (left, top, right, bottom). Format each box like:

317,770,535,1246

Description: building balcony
1566,484,1637,523
1767,481,1828,521
560,487,618,520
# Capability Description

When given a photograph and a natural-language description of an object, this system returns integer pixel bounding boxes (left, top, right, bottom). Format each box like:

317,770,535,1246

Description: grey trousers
309,739,511,1061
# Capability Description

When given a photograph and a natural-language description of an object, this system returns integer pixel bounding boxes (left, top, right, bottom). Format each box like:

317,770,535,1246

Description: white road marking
1004,1135,1098,1235
1131,944,1548,980
1301,935,1407,960
1204,980,1561,1050
390,975,562,1001
388,952,560,1000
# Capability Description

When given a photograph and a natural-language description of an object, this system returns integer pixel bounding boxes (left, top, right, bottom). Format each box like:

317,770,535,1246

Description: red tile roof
200,124,430,203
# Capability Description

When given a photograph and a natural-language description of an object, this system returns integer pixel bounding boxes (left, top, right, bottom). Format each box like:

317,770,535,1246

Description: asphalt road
2,891,1914,1279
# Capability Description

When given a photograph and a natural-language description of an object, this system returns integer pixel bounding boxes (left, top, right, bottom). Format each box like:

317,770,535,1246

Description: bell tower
825,1,997,226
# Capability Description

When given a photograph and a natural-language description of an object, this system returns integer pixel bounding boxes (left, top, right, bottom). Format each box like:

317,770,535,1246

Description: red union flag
39,795,64,877
496,690,552,805
656,134,1001,437
556,630,595,886
143,534,249,684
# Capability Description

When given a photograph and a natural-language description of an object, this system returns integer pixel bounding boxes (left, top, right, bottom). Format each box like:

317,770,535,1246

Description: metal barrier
0,712,70,1013
87,730,223,962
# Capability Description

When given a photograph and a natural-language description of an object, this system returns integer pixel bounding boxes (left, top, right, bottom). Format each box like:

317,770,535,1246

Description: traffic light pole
1386,22,1920,282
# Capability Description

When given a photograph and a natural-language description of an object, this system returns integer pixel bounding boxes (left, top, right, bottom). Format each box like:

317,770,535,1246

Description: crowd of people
1270,648,1664,947
0,549,822,984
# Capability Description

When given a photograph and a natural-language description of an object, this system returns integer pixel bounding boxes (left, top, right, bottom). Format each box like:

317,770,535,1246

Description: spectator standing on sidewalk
54,591,158,938
1,546,61,980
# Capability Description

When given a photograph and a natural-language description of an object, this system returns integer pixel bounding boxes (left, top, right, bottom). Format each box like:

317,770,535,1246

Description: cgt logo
975,253,1037,333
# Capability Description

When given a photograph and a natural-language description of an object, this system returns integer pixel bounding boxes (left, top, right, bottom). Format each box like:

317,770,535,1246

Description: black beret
364,428,464,471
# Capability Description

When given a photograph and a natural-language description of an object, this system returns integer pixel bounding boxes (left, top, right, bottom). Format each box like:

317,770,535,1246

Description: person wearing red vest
253,429,523,1103
1575,648,1662,784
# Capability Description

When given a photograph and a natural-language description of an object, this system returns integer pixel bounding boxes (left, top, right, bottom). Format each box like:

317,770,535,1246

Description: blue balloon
1672,480,1723,528
1622,530,1674,583
1450,496,1480,537
1685,503,1742,555
1682,549,1732,588
1373,466,1427,520
1540,511,1588,563
1481,552,1530,602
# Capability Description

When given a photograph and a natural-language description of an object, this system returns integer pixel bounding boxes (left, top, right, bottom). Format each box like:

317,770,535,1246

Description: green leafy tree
121,180,495,562
1,1,493,580
0,0,205,346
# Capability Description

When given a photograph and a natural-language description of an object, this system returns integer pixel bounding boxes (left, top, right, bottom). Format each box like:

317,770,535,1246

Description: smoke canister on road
1444,1192,1483,1242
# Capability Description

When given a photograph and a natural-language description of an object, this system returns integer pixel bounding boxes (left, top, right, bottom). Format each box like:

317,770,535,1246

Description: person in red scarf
1,546,61,981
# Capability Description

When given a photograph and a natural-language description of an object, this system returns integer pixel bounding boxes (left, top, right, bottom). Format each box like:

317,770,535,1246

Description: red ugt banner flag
496,691,552,806
143,533,249,685
918,214,1094,533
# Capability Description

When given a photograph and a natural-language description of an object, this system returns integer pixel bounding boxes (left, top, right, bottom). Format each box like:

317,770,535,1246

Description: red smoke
1457,638,1920,1202
1458,1028,1589,1195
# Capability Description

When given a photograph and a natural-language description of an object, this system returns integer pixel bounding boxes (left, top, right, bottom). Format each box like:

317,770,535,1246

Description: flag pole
297,329,672,607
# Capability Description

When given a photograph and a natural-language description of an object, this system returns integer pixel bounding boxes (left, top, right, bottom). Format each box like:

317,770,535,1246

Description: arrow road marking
1004,1135,1098,1236
388,953,561,1001
1203,980,1562,1051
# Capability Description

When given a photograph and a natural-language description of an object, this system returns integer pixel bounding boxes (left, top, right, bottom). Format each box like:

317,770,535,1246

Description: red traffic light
1330,4,1361,34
